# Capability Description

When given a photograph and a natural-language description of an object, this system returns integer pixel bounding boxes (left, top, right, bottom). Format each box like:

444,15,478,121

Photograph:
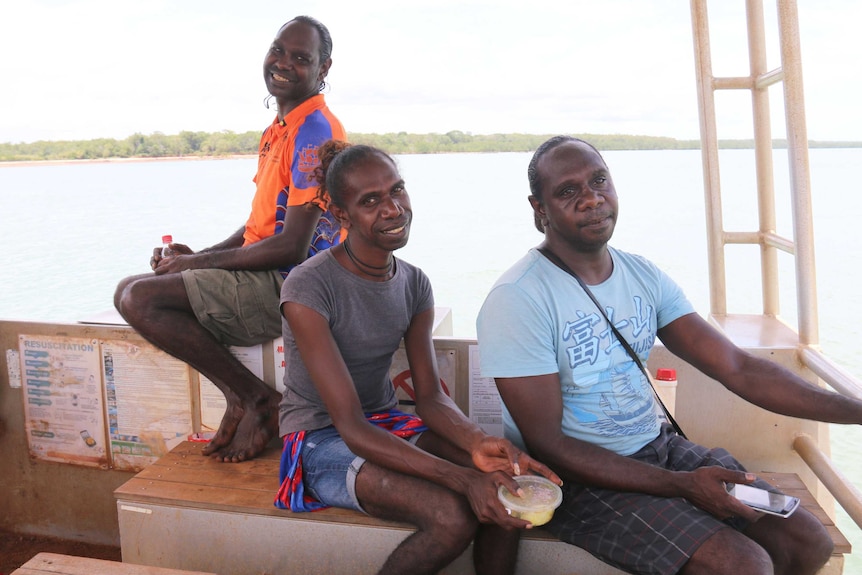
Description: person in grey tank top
276,140,560,575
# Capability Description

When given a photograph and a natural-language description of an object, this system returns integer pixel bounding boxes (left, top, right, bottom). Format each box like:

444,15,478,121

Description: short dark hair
527,135,605,200
288,15,333,62
526,135,607,233
313,140,396,208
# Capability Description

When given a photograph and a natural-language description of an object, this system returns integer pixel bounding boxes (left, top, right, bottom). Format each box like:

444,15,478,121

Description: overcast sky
2,0,859,144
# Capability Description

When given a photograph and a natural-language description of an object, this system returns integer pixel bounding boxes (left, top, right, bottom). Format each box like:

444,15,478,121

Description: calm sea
2,149,861,569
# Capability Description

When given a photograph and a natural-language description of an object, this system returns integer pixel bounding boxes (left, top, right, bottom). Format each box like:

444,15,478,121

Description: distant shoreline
0,154,256,168
3,135,860,167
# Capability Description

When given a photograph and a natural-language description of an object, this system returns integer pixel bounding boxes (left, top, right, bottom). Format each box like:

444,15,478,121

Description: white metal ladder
690,0,816,338
689,0,862,398
690,0,862,529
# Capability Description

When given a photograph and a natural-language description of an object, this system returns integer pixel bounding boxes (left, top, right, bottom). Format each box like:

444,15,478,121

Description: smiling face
530,140,618,253
263,20,330,108
332,153,413,255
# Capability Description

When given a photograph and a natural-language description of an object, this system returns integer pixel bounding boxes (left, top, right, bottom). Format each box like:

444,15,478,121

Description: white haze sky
1,0,860,144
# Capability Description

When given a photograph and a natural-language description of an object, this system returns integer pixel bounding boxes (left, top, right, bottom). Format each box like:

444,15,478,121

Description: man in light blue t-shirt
479,243,693,458
476,136,862,575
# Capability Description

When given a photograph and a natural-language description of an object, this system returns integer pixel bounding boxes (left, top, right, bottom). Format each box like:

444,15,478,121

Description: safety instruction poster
19,335,109,468
199,344,265,433
101,340,192,471
468,345,503,437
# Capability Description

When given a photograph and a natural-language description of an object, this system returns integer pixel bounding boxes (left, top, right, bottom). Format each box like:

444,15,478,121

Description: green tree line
1,130,859,162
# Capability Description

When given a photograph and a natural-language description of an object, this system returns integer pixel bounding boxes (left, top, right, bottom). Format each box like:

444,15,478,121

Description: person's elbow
267,234,314,267
332,416,377,457
520,429,568,467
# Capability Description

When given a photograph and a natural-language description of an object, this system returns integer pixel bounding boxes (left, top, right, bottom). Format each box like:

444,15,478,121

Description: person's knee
113,276,134,312
358,466,479,546
422,491,479,547
115,277,146,318
115,276,162,324
813,526,835,561
793,529,833,574
774,514,834,574
439,493,480,533
683,527,773,575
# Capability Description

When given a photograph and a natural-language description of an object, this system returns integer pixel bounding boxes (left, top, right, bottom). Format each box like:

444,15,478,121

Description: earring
263,95,275,109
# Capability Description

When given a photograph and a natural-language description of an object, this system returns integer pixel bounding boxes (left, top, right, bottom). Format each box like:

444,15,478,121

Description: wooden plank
116,477,282,513
131,464,278,492
141,447,280,475
760,471,852,554
168,440,282,462
12,552,217,575
116,476,412,528
114,441,285,511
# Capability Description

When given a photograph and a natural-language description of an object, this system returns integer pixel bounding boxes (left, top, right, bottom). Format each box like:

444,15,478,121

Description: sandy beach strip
0,154,256,168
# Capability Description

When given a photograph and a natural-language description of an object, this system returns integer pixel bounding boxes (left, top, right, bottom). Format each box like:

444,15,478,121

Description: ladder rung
722,230,795,255
713,76,753,90
756,67,785,89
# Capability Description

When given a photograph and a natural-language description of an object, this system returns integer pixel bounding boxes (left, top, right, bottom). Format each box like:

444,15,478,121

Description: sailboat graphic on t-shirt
598,365,652,426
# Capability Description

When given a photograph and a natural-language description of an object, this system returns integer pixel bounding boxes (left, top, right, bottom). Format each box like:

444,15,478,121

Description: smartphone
725,483,801,518
80,430,97,448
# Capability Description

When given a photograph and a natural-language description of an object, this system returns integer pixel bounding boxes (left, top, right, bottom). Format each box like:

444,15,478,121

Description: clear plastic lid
497,475,562,514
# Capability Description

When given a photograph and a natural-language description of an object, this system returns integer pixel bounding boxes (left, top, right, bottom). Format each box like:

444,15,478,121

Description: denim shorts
301,425,423,513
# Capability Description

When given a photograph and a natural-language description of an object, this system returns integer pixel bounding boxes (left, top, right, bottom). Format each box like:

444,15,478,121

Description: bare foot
201,401,244,457
206,393,280,463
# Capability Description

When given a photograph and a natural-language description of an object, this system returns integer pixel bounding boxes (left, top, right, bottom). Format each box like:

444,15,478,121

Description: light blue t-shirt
476,247,695,456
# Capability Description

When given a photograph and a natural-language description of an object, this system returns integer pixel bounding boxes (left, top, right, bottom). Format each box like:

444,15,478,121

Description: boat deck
11,552,216,575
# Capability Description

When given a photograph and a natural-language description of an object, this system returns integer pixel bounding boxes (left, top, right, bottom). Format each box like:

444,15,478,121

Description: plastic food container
497,475,563,526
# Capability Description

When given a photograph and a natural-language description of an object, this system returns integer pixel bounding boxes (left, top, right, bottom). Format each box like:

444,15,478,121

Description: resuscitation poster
19,335,109,468
101,340,193,471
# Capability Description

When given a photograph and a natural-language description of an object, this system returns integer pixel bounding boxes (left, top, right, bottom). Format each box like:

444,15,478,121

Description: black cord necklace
342,239,394,278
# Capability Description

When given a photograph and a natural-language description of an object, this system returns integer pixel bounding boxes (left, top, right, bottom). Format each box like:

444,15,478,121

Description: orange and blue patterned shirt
244,94,347,277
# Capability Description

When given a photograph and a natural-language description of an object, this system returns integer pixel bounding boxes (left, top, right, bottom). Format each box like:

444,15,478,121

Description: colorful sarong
274,409,428,512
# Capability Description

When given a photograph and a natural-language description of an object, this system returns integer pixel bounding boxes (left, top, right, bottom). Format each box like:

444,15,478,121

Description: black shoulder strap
537,247,686,438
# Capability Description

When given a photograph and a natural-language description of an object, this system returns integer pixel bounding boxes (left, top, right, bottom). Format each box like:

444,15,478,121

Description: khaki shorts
182,268,284,347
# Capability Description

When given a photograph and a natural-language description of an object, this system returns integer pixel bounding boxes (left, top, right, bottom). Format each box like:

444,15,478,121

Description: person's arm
658,313,862,423
155,205,321,275
282,301,531,527
405,308,558,480
495,372,762,522
199,226,247,253
151,226,247,270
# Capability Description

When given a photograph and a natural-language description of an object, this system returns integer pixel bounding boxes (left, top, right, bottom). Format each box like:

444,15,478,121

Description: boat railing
690,0,862,532
794,434,862,530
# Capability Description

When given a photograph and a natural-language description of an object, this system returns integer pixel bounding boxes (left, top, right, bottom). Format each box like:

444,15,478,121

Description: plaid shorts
544,424,776,575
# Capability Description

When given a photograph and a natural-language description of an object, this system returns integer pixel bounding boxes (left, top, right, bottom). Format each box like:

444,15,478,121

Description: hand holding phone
725,482,801,518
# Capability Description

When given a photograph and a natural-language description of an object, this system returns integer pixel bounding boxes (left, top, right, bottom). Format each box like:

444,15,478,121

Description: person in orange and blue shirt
115,15,346,464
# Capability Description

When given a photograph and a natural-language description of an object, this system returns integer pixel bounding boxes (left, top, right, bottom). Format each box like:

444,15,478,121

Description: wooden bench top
756,471,850,553
11,552,217,575
114,441,851,553
114,440,417,531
